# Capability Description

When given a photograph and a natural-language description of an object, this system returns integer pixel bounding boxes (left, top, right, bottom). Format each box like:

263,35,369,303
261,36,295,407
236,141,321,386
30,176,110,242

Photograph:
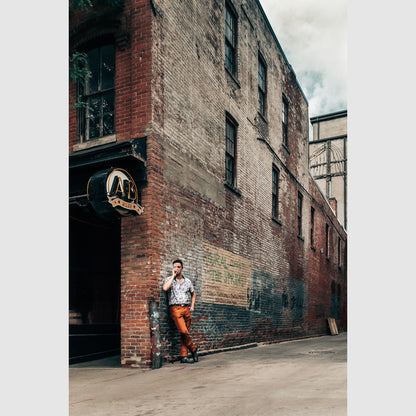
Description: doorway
69,215,121,364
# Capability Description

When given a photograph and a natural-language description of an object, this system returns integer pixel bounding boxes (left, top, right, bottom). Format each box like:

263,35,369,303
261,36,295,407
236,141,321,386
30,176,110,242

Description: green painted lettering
220,256,228,270
212,270,222,282
205,251,213,265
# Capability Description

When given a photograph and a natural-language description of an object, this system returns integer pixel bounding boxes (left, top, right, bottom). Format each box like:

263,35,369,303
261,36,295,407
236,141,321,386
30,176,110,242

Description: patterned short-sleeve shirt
163,276,194,305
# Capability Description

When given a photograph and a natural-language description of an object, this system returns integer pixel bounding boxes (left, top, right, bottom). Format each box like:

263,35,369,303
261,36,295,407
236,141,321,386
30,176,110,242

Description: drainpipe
149,300,162,369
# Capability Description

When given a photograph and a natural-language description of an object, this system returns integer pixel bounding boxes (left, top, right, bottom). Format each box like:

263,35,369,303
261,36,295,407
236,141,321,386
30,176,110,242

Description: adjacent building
69,0,347,368
309,110,347,229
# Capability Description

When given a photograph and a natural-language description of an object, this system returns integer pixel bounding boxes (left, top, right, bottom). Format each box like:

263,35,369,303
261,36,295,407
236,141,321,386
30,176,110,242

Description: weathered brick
69,0,347,369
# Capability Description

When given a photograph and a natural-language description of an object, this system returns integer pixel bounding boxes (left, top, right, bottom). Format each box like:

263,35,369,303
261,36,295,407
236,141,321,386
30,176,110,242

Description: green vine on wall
69,0,123,108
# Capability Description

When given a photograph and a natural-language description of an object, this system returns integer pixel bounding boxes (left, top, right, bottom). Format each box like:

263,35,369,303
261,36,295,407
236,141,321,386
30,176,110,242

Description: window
338,237,341,267
282,292,288,308
282,95,289,147
325,224,330,258
310,207,315,247
272,166,280,218
297,192,303,237
258,56,266,116
225,4,237,75
225,116,237,186
336,284,341,319
77,44,115,142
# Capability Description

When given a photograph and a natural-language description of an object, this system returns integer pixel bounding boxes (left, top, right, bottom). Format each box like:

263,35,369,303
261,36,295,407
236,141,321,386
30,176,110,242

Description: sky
259,0,347,118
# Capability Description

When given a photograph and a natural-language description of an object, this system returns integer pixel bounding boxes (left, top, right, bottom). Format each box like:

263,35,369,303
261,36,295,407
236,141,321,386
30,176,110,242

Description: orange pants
169,305,196,357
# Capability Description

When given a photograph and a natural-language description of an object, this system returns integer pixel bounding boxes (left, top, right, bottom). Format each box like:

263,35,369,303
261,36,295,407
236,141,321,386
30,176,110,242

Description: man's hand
190,291,196,312
163,271,176,292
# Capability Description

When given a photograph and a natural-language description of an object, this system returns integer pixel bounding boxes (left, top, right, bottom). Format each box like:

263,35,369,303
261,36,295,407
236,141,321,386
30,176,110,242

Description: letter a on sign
87,168,144,219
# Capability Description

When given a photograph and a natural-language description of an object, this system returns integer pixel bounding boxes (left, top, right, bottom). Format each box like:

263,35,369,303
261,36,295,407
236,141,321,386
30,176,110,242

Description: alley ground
69,333,347,415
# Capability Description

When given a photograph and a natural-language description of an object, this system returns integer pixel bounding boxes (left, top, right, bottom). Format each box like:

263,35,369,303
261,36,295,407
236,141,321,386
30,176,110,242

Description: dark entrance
69,215,121,364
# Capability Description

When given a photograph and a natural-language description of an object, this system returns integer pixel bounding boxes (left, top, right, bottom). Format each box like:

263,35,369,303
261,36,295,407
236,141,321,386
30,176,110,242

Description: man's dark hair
172,259,183,267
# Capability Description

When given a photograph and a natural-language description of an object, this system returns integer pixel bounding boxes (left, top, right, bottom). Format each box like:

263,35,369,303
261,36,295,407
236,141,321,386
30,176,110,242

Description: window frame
225,114,238,188
282,95,289,148
297,192,303,238
337,236,342,268
225,2,237,76
310,206,315,248
325,224,330,259
258,55,267,117
272,165,280,219
77,43,116,143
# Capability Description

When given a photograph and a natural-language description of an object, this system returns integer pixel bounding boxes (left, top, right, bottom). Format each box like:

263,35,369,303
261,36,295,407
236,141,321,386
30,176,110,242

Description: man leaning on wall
162,259,199,364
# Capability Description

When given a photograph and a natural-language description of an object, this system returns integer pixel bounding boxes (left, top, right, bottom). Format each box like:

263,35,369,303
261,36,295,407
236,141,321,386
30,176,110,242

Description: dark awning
69,137,147,217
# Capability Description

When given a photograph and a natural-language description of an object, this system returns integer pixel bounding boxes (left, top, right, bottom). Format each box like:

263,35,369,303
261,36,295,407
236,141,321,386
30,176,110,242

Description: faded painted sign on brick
202,242,252,307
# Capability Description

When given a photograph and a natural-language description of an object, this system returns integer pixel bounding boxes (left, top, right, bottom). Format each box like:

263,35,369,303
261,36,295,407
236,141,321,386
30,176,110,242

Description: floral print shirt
163,276,194,305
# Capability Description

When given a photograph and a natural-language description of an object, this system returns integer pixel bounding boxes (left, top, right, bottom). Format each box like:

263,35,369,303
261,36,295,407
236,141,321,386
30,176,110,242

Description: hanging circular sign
87,168,144,219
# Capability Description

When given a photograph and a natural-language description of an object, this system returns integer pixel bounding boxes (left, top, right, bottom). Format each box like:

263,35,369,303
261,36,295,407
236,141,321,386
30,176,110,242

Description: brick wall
152,0,347,362
312,113,347,141
69,0,160,367
69,0,153,152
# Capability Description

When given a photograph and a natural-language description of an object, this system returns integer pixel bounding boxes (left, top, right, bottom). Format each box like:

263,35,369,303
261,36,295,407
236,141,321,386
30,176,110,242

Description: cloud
259,0,347,116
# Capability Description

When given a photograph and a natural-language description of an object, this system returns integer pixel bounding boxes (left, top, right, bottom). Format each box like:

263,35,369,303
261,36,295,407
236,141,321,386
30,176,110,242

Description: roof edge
254,0,308,104
310,110,347,123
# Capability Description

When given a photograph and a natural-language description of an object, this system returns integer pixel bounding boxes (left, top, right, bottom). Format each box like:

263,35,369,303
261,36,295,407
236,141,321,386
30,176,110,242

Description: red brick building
69,0,347,368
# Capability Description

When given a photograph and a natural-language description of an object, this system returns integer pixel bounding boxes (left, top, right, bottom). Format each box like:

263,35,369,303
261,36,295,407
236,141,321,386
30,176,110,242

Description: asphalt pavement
69,332,347,416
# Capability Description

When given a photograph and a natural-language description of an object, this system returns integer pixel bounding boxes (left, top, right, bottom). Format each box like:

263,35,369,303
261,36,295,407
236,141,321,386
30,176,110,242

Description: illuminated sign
87,168,144,219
